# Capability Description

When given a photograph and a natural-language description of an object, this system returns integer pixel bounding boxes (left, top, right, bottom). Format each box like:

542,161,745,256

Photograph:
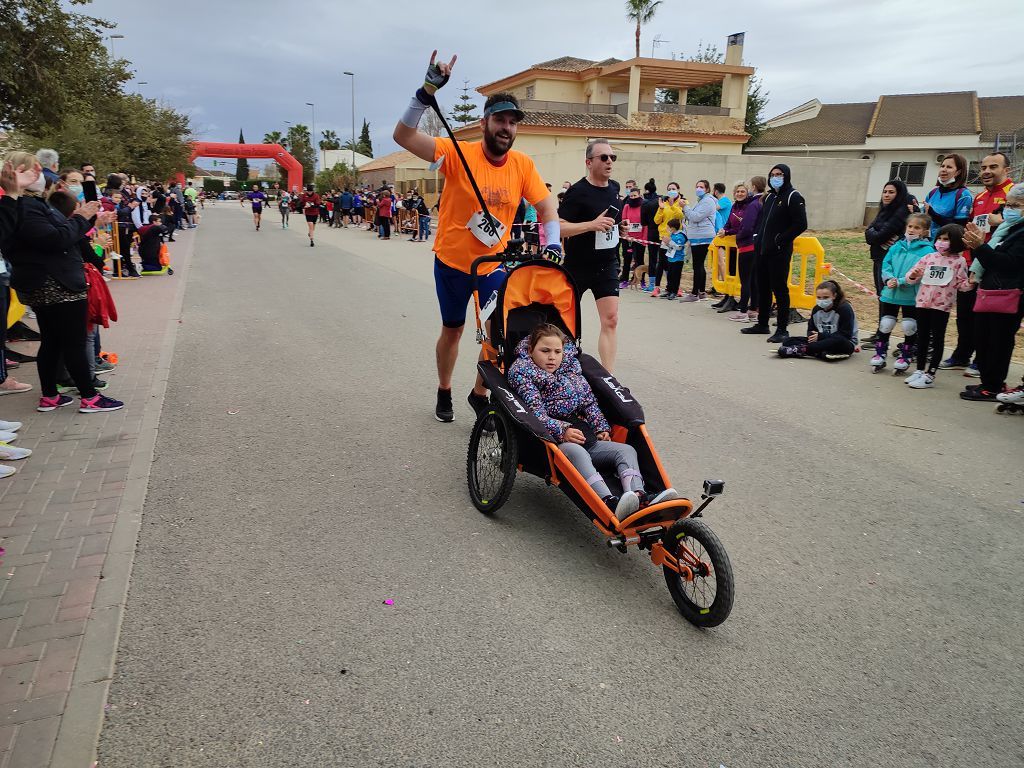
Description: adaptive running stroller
466,248,735,627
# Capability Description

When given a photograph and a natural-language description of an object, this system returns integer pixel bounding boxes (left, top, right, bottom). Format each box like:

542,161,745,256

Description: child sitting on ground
660,219,688,301
869,213,934,372
902,223,971,389
136,214,168,273
778,280,858,360
506,324,678,518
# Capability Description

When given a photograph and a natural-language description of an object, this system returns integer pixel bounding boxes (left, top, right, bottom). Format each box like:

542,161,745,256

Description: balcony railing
639,102,731,116
519,99,730,118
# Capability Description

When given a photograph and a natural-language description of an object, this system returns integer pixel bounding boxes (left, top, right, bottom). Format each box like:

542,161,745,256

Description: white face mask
26,174,45,193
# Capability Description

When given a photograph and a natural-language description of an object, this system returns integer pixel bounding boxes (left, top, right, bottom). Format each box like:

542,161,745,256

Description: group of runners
244,183,323,245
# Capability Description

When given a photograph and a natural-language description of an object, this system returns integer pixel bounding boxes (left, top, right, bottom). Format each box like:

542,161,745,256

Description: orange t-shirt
432,137,549,274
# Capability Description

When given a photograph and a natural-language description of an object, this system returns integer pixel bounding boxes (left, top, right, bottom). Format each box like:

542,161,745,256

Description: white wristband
543,219,560,245
400,96,428,129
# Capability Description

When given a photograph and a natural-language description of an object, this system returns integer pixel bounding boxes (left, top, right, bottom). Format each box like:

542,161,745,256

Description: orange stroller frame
466,249,735,627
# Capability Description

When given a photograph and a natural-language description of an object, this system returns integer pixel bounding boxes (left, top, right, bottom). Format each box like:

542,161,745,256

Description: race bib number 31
467,211,506,248
596,226,620,250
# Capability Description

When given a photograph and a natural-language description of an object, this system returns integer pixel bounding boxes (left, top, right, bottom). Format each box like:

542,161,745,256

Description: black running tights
34,300,96,398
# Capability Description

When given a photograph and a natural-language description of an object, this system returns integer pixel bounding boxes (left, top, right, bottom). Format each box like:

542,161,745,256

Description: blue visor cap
484,101,525,121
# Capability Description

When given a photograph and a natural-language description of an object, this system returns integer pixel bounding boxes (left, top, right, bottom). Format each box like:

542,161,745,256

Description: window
525,85,535,100
966,161,982,185
424,178,436,194
889,162,927,186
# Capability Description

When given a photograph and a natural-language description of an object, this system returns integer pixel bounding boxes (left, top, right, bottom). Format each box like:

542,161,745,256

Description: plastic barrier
7,290,25,329
705,235,831,310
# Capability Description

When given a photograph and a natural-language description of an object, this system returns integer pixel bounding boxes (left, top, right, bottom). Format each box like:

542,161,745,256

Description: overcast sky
80,0,1023,170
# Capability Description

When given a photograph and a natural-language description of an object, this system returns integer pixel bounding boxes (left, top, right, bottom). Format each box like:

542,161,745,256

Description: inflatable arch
179,142,304,192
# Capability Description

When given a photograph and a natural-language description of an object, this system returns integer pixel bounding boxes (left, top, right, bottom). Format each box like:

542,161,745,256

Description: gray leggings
559,441,644,499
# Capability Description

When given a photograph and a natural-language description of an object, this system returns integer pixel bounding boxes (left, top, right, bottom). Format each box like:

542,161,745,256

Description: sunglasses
590,153,617,162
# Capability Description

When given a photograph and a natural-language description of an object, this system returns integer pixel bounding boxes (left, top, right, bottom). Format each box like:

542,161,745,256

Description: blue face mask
769,176,784,190
1004,207,1022,224
816,298,833,310
695,188,706,198
667,189,679,200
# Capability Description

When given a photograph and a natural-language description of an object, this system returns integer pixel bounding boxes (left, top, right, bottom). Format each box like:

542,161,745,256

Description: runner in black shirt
557,139,623,371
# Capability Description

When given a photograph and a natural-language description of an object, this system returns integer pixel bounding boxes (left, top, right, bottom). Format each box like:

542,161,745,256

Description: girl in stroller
507,323,678,518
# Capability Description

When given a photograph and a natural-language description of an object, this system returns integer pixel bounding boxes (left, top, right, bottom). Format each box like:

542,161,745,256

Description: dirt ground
809,229,1024,364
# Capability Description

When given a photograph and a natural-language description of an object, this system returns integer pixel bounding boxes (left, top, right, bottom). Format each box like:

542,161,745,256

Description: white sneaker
0,445,31,461
870,353,885,367
904,370,925,386
0,465,15,479
908,373,935,389
0,431,18,443
0,420,22,432
614,491,641,519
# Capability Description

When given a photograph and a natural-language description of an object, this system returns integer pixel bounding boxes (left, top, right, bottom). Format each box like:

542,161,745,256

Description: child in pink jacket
903,223,971,389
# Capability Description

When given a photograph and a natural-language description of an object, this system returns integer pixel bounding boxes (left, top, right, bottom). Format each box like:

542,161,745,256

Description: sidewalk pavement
0,231,193,768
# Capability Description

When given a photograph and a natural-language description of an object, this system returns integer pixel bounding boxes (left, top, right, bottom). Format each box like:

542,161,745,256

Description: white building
747,91,1024,221
319,149,373,171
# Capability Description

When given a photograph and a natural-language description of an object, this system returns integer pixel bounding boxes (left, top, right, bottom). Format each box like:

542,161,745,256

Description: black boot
716,296,738,313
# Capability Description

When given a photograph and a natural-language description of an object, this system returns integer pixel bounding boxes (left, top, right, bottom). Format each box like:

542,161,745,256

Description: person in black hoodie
1,167,123,413
862,179,911,340
741,163,808,343
640,179,660,289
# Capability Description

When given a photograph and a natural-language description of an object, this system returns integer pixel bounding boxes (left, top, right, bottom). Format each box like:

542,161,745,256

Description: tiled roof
870,91,978,137
753,91,1024,148
530,56,621,72
751,103,875,147
358,150,419,172
978,96,1024,142
521,111,628,130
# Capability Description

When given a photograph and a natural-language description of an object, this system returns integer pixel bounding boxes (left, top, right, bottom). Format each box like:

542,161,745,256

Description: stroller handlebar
469,240,527,285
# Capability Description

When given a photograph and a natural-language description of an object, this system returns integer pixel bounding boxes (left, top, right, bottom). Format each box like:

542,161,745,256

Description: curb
48,233,196,768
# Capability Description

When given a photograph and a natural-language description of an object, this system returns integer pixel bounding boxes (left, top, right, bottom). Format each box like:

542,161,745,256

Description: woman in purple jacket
728,176,766,322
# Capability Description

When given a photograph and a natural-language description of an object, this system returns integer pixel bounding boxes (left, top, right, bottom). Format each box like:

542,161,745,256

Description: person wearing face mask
678,179,717,301
864,180,912,308
741,164,807,343
618,187,645,287
650,182,683,297
640,179,661,293
867,213,933,373
960,183,1024,402
776,280,858,360
923,154,972,238
60,170,85,202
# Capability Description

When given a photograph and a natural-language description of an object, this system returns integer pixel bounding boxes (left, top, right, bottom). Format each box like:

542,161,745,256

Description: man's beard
483,126,514,156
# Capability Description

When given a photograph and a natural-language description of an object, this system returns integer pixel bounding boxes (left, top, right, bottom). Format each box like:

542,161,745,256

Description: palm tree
319,129,341,150
263,130,287,150
625,0,662,58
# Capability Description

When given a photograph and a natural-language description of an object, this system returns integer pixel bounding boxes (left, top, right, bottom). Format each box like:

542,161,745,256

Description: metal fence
994,128,1024,183
638,102,731,117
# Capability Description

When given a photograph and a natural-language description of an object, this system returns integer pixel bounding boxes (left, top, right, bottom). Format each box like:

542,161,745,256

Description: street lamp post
306,102,317,172
343,71,356,170
107,33,124,60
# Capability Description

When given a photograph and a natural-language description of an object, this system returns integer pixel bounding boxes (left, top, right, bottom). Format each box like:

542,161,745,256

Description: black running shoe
467,391,489,417
435,388,454,422
767,330,790,344
741,324,771,335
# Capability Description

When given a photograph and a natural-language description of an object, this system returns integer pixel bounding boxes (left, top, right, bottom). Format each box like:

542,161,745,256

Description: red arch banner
183,142,304,192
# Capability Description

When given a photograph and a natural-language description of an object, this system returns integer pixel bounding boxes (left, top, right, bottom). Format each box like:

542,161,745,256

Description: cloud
83,0,1024,157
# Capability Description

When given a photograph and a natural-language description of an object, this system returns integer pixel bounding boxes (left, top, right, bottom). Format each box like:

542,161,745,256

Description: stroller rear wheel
466,406,518,514
662,519,734,627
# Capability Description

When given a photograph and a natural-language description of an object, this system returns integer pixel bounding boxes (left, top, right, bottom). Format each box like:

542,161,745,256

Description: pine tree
357,119,373,158
449,81,480,127
236,128,249,182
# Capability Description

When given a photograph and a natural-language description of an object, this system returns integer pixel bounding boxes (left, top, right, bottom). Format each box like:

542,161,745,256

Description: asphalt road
98,203,1023,768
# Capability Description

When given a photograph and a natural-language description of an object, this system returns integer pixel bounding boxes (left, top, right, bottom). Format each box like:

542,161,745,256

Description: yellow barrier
705,235,831,311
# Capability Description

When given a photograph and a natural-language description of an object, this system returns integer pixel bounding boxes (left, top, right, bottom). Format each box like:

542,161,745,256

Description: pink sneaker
728,311,750,322
679,293,700,303
650,287,661,298
37,394,74,412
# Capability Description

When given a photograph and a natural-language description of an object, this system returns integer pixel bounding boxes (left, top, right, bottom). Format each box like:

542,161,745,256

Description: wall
529,151,870,230
533,79,585,102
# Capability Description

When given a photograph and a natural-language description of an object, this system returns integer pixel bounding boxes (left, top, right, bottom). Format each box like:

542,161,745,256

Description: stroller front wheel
466,406,518,514
662,519,734,627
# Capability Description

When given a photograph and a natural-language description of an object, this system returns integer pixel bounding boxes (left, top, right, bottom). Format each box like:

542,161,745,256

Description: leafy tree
236,128,249,182
0,0,132,134
314,162,358,194
287,123,315,184
263,130,287,150
319,129,341,151
358,119,372,157
624,0,661,58
656,42,770,143
448,81,480,127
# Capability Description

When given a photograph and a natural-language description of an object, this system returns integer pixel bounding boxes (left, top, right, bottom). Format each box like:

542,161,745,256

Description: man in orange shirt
394,51,559,423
